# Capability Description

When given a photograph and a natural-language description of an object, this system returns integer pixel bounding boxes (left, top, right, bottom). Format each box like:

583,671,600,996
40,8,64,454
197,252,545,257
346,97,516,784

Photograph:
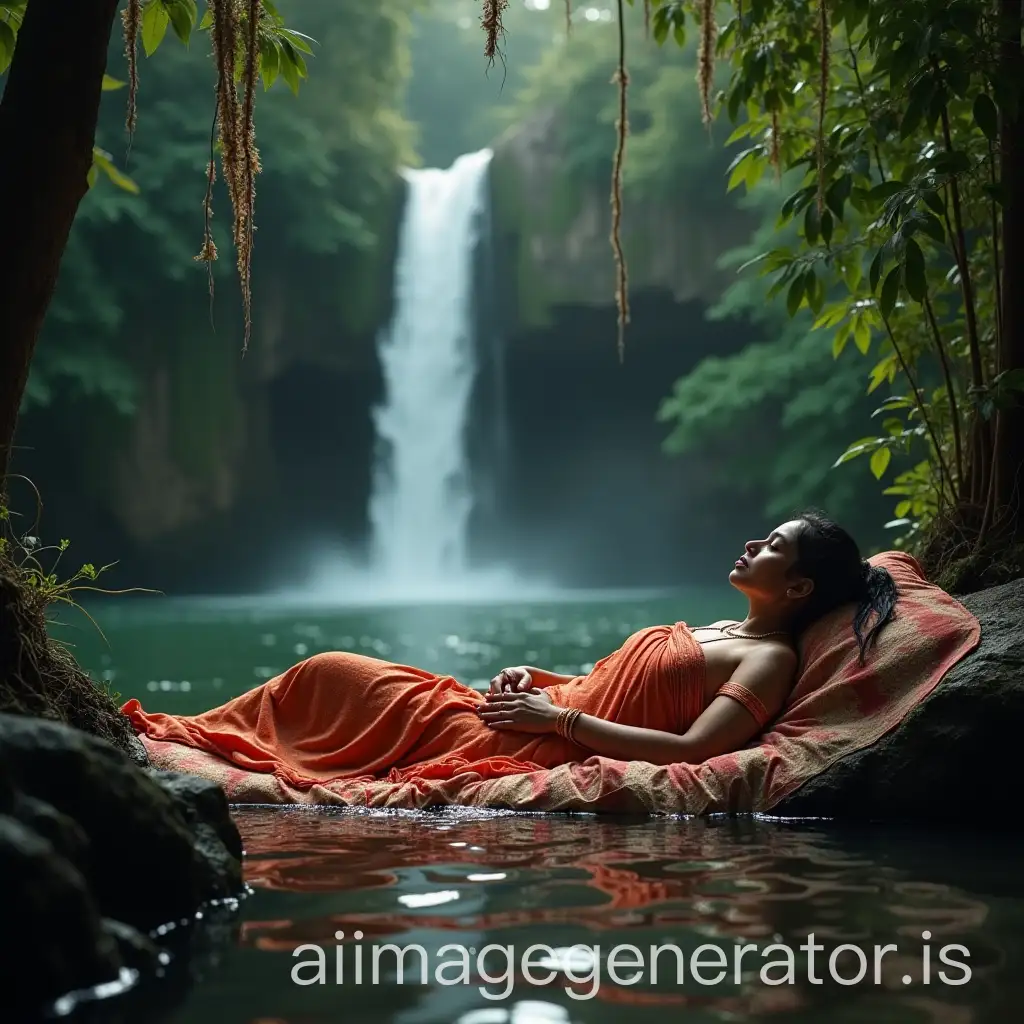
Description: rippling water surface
66,593,1024,1023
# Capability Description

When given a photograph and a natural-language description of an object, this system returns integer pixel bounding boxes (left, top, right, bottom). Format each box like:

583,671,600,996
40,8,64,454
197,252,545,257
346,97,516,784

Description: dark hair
789,511,899,661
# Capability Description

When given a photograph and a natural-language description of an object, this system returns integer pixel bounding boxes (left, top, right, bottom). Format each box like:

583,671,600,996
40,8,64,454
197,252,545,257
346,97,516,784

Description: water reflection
175,809,1024,1024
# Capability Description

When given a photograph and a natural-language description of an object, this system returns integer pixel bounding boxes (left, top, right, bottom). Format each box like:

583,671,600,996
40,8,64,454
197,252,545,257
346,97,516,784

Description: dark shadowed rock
148,769,244,862
0,815,122,1016
0,714,242,930
8,792,89,864
776,577,1024,819
0,713,243,1015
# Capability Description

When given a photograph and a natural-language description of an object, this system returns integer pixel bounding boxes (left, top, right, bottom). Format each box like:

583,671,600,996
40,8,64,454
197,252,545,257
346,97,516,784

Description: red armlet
717,682,771,730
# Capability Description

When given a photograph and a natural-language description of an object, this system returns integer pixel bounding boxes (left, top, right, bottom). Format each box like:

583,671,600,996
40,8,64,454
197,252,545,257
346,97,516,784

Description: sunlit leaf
141,0,170,57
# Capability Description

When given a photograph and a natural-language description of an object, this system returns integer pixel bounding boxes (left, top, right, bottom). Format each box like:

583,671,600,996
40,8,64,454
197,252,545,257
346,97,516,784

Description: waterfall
368,149,494,586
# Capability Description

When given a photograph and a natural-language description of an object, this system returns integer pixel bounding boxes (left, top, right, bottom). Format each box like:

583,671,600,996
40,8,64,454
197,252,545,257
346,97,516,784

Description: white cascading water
368,148,494,586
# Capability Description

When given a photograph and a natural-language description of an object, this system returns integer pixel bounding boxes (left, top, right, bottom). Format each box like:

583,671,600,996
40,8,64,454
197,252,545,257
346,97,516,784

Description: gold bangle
555,706,582,742
566,708,583,742
555,707,570,739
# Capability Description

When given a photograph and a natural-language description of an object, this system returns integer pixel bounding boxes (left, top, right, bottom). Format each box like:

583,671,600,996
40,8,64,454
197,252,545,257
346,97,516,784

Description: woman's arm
525,667,578,688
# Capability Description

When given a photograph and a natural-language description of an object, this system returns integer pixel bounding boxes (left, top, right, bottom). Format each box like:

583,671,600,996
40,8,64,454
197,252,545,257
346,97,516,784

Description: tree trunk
0,0,122,485
996,0,1024,531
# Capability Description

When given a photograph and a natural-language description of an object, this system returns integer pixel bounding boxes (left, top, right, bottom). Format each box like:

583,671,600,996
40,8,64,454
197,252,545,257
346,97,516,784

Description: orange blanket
123,621,706,792
134,552,981,814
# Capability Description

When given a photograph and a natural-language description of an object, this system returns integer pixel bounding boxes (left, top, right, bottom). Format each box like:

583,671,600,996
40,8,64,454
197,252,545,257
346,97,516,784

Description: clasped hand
476,685,558,734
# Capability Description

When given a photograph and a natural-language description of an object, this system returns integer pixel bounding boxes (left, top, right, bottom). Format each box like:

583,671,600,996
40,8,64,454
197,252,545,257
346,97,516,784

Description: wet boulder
776,577,1024,819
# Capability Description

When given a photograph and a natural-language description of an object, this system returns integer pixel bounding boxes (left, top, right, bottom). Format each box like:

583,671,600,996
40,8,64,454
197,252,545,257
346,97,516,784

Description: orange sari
122,622,707,789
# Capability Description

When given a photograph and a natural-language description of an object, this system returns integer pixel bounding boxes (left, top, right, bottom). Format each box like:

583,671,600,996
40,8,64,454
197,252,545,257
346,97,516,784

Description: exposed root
238,0,262,353
199,0,262,351
121,0,141,147
0,560,145,763
611,0,630,361
482,0,509,65
697,0,717,126
915,503,1024,593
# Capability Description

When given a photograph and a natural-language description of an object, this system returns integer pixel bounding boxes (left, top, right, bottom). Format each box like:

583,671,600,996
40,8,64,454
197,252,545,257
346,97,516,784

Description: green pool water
61,591,1024,1023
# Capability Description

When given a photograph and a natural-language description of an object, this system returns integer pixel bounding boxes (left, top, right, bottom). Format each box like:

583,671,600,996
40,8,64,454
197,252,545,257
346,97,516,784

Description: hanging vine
120,0,313,350
611,0,630,361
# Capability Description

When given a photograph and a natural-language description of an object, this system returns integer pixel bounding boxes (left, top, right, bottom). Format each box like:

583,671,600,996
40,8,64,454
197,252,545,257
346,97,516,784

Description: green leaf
167,0,196,45
973,93,998,142
843,257,863,293
869,248,884,292
0,19,15,73
727,148,757,192
825,175,851,222
279,44,301,94
804,201,820,244
880,267,901,318
786,274,806,317
260,35,280,89
868,355,898,394
870,447,892,479
813,303,847,330
853,316,872,355
279,29,315,55
872,396,914,417
804,268,824,315
199,7,213,30
904,238,927,302
91,148,140,194
279,39,307,95
141,0,170,56
834,437,881,467
820,208,834,245
832,321,852,358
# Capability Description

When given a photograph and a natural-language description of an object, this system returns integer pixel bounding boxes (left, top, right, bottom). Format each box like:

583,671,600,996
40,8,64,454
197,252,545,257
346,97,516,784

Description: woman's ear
786,577,814,600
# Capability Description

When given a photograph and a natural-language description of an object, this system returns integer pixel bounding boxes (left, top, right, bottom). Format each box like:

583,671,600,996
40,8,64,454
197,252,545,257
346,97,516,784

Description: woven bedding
142,552,980,813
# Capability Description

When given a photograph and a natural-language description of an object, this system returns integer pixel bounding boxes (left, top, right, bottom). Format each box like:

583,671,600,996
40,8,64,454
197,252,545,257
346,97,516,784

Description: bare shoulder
741,641,798,681
705,619,741,628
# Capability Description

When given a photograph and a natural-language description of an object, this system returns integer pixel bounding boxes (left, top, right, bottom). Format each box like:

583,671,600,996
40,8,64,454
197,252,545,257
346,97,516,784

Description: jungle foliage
617,0,1024,583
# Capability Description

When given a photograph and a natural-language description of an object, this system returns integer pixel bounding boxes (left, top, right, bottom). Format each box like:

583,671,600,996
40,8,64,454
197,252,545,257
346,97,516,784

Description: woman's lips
735,557,747,569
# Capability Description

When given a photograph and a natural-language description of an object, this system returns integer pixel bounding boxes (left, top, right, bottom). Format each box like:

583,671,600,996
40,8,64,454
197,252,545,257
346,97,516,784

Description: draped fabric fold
123,623,706,790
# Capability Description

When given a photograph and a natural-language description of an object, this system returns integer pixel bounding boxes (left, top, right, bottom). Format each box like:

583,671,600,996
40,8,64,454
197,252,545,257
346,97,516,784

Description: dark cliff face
15,289,754,593
470,292,759,588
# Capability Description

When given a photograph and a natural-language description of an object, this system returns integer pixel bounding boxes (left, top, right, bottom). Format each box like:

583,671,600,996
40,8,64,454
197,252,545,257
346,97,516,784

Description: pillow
786,550,974,715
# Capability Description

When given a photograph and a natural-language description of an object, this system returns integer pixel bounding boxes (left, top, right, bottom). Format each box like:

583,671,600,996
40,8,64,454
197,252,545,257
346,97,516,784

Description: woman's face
729,520,813,603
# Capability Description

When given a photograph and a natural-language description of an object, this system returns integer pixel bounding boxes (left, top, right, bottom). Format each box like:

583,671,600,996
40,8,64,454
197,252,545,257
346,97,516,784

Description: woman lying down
123,512,898,786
